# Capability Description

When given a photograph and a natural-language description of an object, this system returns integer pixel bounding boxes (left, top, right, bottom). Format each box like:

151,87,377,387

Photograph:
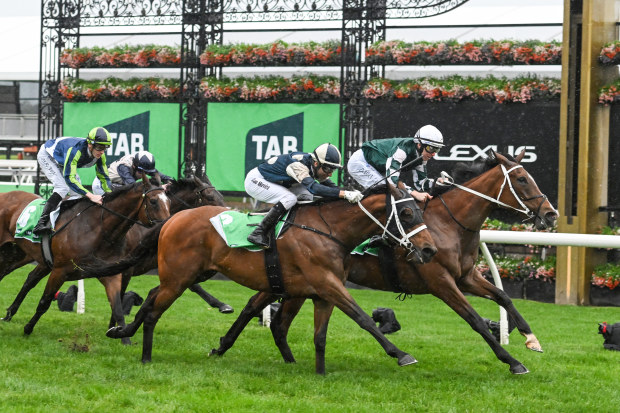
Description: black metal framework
38,0,469,189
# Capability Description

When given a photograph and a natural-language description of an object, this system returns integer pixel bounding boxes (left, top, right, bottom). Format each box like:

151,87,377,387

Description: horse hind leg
209,291,277,357
99,275,131,345
188,283,234,313
0,243,31,283
311,299,336,375
3,263,50,322
459,269,542,353
106,285,160,340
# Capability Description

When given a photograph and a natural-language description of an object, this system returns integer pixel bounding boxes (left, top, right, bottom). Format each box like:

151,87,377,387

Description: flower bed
598,78,620,106
59,77,182,102
61,45,181,68
366,40,562,66
200,41,341,66
599,40,620,65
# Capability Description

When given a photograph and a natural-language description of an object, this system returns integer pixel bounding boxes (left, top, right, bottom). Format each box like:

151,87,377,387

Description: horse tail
80,221,166,278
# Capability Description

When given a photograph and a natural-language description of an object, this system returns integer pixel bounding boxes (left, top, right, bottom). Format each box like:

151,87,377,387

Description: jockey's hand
86,192,103,205
411,191,432,202
162,182,171,190
343,190,364,203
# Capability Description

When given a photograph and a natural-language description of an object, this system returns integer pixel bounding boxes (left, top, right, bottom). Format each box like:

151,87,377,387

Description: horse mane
56,182,143,214
166,178,197,195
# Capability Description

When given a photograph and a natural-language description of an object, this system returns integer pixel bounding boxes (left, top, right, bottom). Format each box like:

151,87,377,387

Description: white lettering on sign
251,135,299,160
107,133,146,157
435,145,537,163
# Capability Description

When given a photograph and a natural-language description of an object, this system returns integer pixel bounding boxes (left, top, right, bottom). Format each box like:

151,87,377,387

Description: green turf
0,265,618,412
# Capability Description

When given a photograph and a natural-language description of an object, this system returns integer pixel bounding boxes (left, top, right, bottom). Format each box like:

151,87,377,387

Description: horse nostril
422,247,437,262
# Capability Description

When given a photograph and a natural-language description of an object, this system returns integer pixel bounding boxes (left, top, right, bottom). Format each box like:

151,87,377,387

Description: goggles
321,164,336,174
92,144,108,152
423,145,440,154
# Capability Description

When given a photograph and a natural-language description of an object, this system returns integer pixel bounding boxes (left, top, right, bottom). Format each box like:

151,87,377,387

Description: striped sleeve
62,148,89,195
96,155,112,192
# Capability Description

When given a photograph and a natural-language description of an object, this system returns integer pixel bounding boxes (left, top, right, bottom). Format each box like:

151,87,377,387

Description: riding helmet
133,150,157,174
414,125,445,147
311,143,343,169
87,127,112,146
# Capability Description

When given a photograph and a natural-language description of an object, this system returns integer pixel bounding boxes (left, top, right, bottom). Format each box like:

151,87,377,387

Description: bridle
438,163,549,229
167,183,216,210
357,190,428,259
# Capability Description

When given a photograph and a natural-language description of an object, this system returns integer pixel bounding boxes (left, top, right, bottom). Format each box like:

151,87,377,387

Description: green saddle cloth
351,238,379,256
209,210,288,250
14,199,47,243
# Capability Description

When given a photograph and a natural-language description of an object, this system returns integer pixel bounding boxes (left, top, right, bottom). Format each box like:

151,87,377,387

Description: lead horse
209,150,559,374
106,184,437,374
0,175,171,337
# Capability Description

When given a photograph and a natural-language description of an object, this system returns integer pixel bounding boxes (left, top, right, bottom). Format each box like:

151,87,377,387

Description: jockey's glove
344,190,364,203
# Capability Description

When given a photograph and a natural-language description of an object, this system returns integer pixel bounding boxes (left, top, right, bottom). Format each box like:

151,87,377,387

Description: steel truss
38,0,468,188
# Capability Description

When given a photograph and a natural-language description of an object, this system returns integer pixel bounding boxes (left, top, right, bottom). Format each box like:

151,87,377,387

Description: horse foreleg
319,280,416,369
430,274,529,375
3,264,50,321
106,285,159,340
311,299,336,375
188,283,234,313
99,274,131,345
271,297,305,363
209,291,276,357
23,270,66,336
459,269,542,353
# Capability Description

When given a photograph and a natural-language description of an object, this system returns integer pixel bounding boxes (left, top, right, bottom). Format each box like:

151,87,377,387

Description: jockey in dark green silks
244,143,363,249
346,124,446,203
33,127,113,235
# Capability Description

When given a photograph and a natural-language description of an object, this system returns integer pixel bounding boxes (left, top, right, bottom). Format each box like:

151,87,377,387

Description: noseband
167,184,216,209
141,186,168,226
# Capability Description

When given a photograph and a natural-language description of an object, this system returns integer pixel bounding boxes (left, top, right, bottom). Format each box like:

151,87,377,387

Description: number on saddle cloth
209,209,291,250
14,199,67,243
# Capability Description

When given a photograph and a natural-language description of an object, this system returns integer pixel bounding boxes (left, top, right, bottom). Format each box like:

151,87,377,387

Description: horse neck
101,187,145,242
434,165,506,231
314,195,388,250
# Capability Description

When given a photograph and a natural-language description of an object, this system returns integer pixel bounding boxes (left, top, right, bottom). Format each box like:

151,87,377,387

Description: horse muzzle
405,244,437,264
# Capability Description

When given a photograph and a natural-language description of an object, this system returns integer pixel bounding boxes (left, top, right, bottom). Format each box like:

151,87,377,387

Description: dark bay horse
2,176,232,330
209,151,559,375
0,176,170,337
106,184,437,374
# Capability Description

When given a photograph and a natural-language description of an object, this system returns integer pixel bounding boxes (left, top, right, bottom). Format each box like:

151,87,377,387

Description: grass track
0,265,619,412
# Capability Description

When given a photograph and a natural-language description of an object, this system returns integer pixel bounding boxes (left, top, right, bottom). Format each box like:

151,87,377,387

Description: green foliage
592,263,620,290
1,265,618,412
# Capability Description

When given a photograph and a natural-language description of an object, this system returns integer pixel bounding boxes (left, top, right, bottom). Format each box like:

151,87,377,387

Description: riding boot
33,192,62,236
247,202,287,249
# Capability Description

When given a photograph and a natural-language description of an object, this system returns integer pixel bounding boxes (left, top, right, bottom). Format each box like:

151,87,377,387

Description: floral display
200,40,341,66
477,255,556,282
599,40,620,65
199,75,341,102
60,45,182,68
59,77,182,102
364,76,561,104
366,40,562,66
598,78,620,105
591,263,620,290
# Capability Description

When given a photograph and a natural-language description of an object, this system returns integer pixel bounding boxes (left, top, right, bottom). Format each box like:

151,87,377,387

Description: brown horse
2,176,232,329
0,175,170,337
105,184,437,374
209,151,559,375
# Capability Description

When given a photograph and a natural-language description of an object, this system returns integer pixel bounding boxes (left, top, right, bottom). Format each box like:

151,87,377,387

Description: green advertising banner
206,103,340,192
63,102,181,185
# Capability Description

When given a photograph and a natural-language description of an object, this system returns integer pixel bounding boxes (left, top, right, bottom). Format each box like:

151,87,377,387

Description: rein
439,164,548,225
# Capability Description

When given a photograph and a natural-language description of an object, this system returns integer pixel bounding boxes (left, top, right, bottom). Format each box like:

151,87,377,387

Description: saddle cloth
14,199,61,243
209,210,288,251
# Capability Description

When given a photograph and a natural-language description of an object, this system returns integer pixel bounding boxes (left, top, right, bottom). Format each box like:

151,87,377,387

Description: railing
0,159,38,185
480,231,620,345
0,114,38,139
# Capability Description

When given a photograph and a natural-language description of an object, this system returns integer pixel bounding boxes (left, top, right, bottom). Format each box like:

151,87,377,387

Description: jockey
33,127,113,235
346,124,445,202
245,143,363,249
92,150,173,194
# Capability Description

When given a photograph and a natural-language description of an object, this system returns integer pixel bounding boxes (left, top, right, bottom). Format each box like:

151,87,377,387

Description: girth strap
263,225,287,296
378,245,404,293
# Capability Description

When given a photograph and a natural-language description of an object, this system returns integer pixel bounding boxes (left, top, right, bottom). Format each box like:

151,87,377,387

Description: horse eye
517,176,527,184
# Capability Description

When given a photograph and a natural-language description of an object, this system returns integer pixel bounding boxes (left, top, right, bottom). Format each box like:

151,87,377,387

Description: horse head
137,171,171,225
489,150,559,229
166,175,225,213
366,184,437,263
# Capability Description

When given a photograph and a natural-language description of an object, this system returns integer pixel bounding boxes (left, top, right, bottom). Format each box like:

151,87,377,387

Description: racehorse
0,174,170,337
105,184,438,374
208,150,559,375
2,176,233,333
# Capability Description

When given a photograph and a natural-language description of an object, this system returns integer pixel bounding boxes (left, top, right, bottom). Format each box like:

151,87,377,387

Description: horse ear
193,175,202,186
486,148,496,161
515,150,526,164
141,171,150,189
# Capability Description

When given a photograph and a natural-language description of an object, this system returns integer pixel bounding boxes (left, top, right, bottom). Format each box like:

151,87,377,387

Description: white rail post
479,242,509,345
76,279,85,314
262,305,271,327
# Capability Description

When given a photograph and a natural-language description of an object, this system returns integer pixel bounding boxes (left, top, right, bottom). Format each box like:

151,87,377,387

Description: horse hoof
23,324,33,335
528,345,544,353
218,304,234,314
121,337,132,346
209,348,222,357
398,354,418,366
1,314,12,322
510,364,529,375
106,326,124,339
